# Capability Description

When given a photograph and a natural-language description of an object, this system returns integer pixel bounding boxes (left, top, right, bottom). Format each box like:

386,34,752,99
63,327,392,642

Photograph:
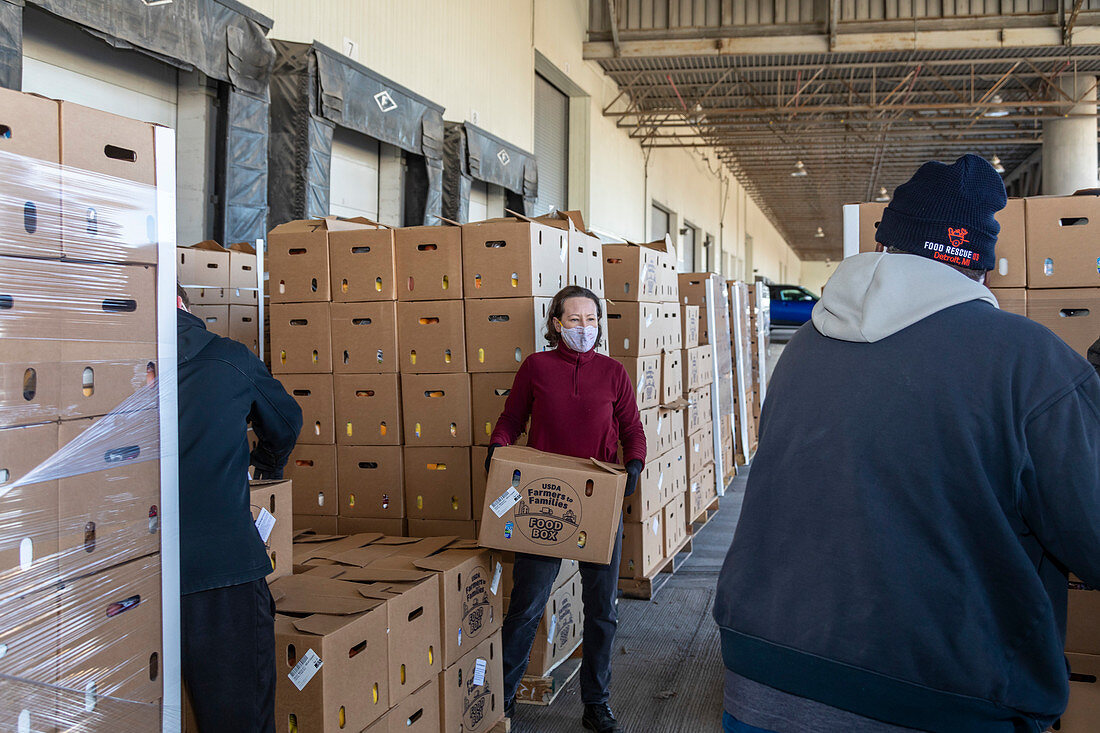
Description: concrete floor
511,473,748,733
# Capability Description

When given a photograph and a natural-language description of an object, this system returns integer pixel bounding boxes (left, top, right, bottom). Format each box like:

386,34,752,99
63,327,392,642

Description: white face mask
560,324,598,353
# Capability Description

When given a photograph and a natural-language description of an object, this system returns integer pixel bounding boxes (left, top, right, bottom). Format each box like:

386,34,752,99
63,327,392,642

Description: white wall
799,261,838,296
243,0,803,281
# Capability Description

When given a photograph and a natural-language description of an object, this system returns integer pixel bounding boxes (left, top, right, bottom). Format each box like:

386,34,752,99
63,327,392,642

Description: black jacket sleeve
247,356,302,475
1088,337,1100,378
1019,369,1100,588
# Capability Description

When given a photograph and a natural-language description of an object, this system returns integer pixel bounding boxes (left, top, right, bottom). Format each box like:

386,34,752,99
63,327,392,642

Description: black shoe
505,698,516,719
582,703,621,732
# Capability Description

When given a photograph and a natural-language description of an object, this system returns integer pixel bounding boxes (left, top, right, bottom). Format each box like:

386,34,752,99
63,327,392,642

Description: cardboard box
663,492,687,556
0,88,61,260
1068,585,1100,655
331,301,399,374
524,573,583,677
990,288,1027,318
639,407,660,459
395,225,463,300
0,423,59,580
688,462,717,521
682,305,700,349
687,423,715,479
470,373,521,446
56,554,162,704
498,554,577,601
57,342,156,422
660,349,683,405
177,241,229,290
606,301,662,357
659,443,689,506
58,101,158,264
465,297,552,372
250,479,293,582
602,242,663,302
461,218,568,298
678,273,710,307
286,444,338,516
683,345,713,392
620,517,664,579
183,285,229,307
401,373,472,446
0,584,59,684
335,516,407,536
622,455,666,522
270,302,332,374
538,210,604,297
439,630,504,733
294,514,340,534
329,222,397,301
472,446,489,514
1026,289,1100,357
984,199,1026,288
614,355,661,410
365,678,440,733
268,219,371,303
1056,653,1100,732
228,242,260,304
190,304,230,337
406,518,478,540
659,305,683,351
1026,195,1100,289
229,304,260,355
686,385,712,434
273,575,391,732
337,445,404,519
657,404,686,456
280,373,336,445
334,373,402,445
57,418,160,580
397,300,467,373
478,446,626,564
404,447,474,520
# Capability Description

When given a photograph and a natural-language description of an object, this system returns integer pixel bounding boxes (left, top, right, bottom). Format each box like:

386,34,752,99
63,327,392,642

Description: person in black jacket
715,156,1100,732
177,286,301,733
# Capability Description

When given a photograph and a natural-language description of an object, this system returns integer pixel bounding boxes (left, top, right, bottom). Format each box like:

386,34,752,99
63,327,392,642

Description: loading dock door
329,127,381,220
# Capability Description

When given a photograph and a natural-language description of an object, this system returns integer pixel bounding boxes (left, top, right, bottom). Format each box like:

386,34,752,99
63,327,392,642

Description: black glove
624,459,643,497
485,443,503,474
253,467,283,481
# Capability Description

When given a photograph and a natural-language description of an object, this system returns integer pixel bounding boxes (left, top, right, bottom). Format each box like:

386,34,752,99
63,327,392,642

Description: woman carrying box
488,284,646,733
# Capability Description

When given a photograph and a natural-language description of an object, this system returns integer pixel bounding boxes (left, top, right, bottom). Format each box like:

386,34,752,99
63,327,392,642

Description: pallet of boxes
0,87,170,729
602,237,692,600
726,281,757,463
178,239,261,355
272,532,507,732
748,281,769,420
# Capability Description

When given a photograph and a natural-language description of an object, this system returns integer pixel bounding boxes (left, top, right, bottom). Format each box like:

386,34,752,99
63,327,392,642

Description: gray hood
811,252,998,343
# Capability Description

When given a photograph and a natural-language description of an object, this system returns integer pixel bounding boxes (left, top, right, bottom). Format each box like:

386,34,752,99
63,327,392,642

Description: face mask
559,324,598,353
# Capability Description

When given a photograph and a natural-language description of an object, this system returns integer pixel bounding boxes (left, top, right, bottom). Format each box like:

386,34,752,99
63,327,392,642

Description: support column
1042,75,1098,195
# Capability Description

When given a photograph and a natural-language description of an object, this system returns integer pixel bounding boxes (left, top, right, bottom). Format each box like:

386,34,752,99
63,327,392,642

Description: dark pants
502,520,623,707
182,578,276,733
723,712,776,732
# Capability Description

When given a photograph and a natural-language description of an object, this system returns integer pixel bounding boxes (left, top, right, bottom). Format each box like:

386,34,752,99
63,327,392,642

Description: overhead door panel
330,127,380,220
534,74,568,216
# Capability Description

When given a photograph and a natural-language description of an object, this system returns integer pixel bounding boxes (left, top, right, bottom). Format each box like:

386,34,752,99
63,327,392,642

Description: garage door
534,74,568,216
329,127,380,221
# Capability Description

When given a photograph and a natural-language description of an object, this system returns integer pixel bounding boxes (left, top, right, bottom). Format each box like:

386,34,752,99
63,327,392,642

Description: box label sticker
504,521,513,539
652,517,660,536
548,613,557,639
288,649,323,691
473,657,487,687
491,561,502,595
254,508,276,543
491,487,522,518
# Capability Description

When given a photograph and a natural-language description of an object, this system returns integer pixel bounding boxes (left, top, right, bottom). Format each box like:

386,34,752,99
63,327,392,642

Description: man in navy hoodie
177,286,302,732
714,155,1100,732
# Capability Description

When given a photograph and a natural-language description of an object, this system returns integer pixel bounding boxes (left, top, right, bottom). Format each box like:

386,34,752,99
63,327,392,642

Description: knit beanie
875,154,1007,271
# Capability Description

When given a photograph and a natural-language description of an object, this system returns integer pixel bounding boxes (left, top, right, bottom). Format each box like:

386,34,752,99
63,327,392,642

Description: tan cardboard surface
375,677,440,733
525,573,583,676
602,243,662,302
989,288,1027,318
184,285,229,306
472,446,489,512
397,300,468,373
985,199,1026,288
606,301,662,357
614,355,661,411
404,447,474,521
339,516,408,536
470,373,522,446
1068,587,1100,654
228,242,259,297
229,305,260,355
478,446,626,564
280,373,335,445
659,304,683,351
401,373,473,446
270,302,332,374
687,423,715,479
663,492,687,556
269,219,372,303
682,305,700,348
286,444,338,516
294,514,339,534
1025,288,1100,357
329,224,397,301
395,225,463,300
622,453,666,522
856,202,889,253
661,349,683,405
335,373,402,445
439,629,504,733
336,445,404,519
0,88,60,259
0,423,59,579
190,304,230,337
465,297,552,371
660,444,689,506
177,241,229,289
620,518,664,579
249,479,293,582
57,341,156,421
331,301,399,374
1058,653,1100,732
461,219,568,298
1026,195,1100,288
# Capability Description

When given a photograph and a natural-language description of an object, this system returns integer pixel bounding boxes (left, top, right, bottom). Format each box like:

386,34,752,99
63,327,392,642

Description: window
651,203,670,239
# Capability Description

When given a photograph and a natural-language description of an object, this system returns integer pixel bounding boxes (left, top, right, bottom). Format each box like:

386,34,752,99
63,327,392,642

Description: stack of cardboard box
681,303,717,526
273,533,506,733
178,240,260,355
858,196,1100,360
748,282,769,420
726,280,757,463
1057,578,1100,731
0,88,164,728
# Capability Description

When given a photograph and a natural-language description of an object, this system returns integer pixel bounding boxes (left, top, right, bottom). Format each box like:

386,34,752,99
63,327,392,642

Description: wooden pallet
488,717,512,733
689,498,720,535
617,534,694,600
516,643,584,706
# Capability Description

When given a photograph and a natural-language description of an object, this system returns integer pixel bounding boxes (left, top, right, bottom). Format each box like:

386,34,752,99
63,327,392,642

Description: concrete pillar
1042,75,1098,195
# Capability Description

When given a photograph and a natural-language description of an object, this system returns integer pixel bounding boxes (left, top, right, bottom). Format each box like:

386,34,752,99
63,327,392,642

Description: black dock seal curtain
443,121,538,222
0,0,276,244
268,40,445,228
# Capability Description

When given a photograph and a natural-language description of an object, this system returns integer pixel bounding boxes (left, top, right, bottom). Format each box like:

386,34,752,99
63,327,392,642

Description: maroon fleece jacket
490,341,647,465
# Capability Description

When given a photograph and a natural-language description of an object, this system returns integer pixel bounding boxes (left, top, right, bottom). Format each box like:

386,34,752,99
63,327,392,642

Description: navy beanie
875,154,1008,271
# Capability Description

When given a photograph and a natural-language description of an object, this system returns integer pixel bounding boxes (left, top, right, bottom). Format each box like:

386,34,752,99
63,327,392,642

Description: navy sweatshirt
177,309,302,594
714,253,1100,732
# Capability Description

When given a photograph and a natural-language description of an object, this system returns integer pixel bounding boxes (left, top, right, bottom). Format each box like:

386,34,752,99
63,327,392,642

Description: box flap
661,397,690,411
342,216,392,229
183,240,227,252
388,536,461,559
293,531,347,543
589,458,626,475
320,566,437,583
228,241,257,254
269,217,378,234
618,234,671,253
373,536,422,546
412,548,486,573
533,210,581,233
272,575,384,616
291,604,385,636
325,545,404,568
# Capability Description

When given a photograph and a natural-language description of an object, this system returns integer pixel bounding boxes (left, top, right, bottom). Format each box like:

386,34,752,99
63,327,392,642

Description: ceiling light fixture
991,155,1006,174
141,0,174,5
814,226,825,238
791,160,808,177
982,94,1010,118
874,186,890,202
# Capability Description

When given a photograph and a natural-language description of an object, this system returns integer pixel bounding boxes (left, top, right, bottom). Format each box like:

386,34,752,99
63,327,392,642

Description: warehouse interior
1,0,1100,731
